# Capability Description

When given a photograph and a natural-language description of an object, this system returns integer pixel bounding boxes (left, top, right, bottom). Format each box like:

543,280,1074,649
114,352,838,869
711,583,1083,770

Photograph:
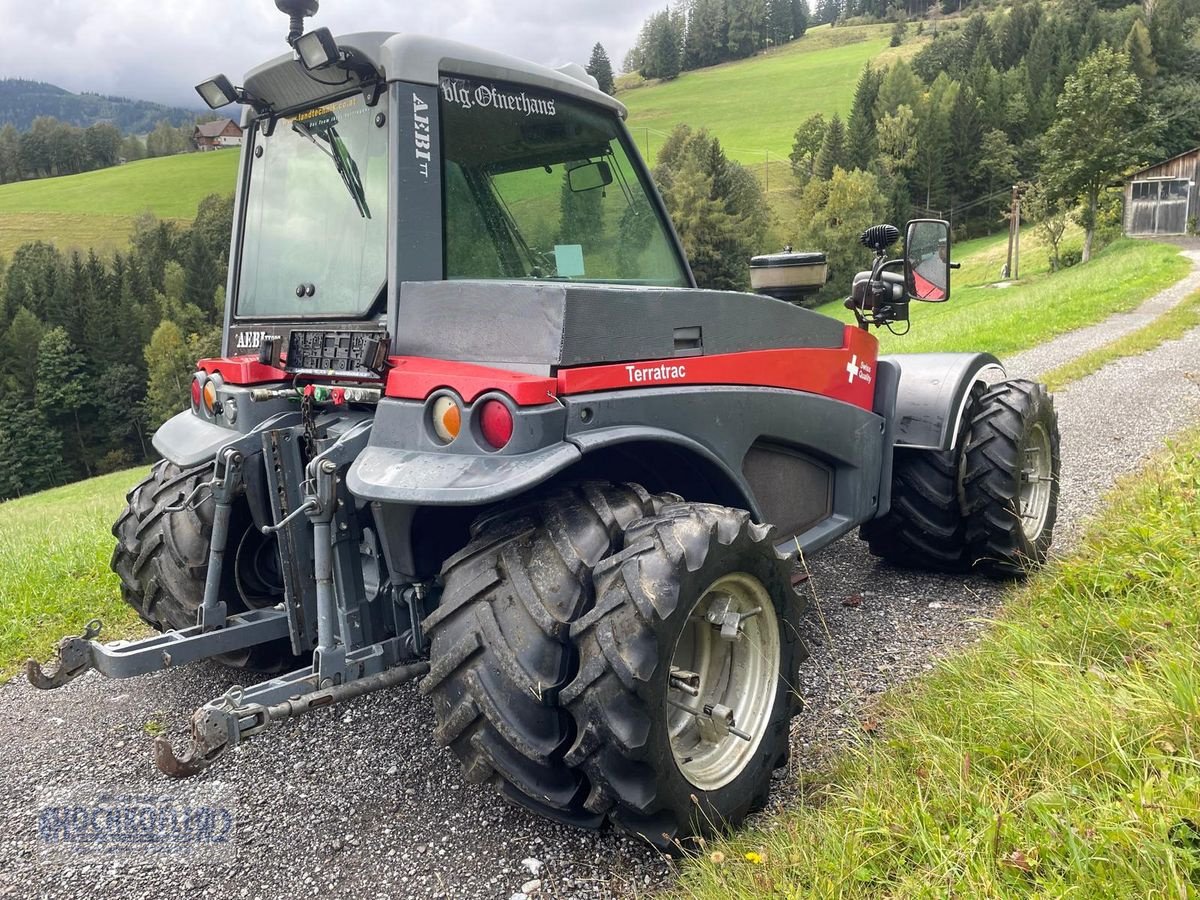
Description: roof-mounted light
195,74,240,110
295,27,341,70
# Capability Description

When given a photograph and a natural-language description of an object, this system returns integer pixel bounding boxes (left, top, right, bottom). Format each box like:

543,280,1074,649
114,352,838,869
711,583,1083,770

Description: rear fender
886,353,1005,451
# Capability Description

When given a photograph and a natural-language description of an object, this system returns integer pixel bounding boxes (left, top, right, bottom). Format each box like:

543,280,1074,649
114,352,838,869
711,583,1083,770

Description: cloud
0,0,651,107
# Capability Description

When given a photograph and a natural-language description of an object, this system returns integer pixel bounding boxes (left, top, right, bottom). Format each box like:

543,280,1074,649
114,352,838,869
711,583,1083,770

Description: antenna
275,0,320,46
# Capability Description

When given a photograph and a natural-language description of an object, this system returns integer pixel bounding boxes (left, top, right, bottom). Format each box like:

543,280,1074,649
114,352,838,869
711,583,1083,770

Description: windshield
236,93,388,319
440,75,688,286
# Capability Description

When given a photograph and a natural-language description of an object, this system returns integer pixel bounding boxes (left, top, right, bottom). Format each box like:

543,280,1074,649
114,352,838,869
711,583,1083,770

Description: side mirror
904,219,951,302
567,160,612,193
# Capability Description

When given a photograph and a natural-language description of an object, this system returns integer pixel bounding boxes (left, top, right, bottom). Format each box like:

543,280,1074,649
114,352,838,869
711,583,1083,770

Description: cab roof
243,31,627,120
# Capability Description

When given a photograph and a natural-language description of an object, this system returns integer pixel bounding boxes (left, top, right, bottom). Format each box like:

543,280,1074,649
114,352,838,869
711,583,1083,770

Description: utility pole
1005,183,1018,279
1012,186,1021,280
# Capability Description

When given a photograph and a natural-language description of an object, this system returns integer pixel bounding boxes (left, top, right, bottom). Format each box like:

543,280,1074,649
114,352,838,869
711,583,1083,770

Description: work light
296,28,340,70
195,74,240,109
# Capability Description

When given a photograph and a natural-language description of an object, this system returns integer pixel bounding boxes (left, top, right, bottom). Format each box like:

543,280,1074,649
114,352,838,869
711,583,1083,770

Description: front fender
886,352,1005,450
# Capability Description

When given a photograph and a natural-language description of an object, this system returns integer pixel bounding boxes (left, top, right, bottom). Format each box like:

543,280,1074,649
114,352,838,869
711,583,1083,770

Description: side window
439,74,688,286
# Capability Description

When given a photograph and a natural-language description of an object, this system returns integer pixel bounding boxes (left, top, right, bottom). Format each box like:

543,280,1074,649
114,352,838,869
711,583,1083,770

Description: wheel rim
666,572,780,792
1019,422,1054,542
234,528,285,609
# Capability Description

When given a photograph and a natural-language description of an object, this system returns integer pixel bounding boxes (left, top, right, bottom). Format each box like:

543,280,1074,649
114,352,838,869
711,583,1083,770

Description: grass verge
815,237,1190,356
1042,288,1200,392
0,468,148,681
676,429,1200,898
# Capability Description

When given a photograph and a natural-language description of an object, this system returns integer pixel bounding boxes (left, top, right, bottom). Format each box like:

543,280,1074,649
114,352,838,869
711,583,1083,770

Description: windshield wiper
291,120,371,219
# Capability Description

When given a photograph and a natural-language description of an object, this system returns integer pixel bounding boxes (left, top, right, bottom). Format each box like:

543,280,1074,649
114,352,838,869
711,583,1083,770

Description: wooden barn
1123,147,1199,237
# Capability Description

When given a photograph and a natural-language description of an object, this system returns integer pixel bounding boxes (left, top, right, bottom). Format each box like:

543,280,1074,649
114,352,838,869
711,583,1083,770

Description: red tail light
478,400,514,450
191,376,203,410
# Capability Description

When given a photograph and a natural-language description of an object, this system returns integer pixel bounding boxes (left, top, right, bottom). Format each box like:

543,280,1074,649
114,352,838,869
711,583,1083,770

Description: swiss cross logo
846,355,873,385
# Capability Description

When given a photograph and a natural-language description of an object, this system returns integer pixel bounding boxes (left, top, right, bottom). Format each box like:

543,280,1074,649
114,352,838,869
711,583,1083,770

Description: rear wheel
563,503,804,850
420,482,671,826
963,379,1060,577
110,459,295,672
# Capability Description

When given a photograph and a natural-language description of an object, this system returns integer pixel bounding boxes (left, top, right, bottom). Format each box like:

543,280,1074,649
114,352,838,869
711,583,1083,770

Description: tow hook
25,619,103,690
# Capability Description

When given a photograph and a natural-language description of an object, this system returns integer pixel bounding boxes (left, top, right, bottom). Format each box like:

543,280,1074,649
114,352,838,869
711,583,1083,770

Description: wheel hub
666,572,780,791
1019,422,1054,542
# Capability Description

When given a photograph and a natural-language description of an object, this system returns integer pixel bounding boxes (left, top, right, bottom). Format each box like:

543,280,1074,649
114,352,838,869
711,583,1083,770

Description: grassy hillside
0,469,147,680
620,23,924,167
0,149,239,259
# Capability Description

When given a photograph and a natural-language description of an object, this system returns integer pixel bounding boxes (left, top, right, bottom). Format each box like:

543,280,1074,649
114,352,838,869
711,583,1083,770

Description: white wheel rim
666,572,780,791
1020,422,1054,542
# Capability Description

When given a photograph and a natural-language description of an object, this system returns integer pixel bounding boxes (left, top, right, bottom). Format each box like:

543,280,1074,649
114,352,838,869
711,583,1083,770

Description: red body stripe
202,326,879,411
384,356,558,407
556,325,879,410
199,357,288,384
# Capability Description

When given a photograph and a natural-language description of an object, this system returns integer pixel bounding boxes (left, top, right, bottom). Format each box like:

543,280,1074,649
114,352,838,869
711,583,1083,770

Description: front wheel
564,504,805,850
963,379,1061,576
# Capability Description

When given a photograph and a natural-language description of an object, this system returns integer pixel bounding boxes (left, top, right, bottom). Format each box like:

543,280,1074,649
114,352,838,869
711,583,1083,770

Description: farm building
194,119,243,151
1123,147,1199,237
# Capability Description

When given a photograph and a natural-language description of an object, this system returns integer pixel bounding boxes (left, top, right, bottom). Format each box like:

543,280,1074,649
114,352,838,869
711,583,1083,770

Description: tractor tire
110,459,294,672
563,503,805,850
963,379,1060,577
860,385,981,572
421,482,671,827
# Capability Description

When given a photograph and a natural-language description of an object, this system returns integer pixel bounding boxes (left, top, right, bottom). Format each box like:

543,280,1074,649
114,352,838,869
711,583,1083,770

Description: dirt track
3,267,1200,900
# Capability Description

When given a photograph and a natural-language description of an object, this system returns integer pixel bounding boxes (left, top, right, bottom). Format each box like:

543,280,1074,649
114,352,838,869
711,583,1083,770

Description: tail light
430,395,462,443
202,380,219,416
478,399,514,450
191,375,204,411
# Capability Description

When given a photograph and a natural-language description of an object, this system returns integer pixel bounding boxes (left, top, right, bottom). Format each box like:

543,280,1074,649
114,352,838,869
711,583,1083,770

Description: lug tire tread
962,379,1060,578
563,503,804,850
422,482,672,826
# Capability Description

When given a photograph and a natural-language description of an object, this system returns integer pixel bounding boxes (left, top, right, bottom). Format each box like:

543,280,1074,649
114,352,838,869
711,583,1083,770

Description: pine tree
874,60,922,118
0,390,63,499
845,65,883,170
586,43,616,94
767,0,797,43
947,85,984,204
1,306,44,396
35,326,91,478
813,114,848,181
182,229,219,314
1123,19,1158,81
642,10,683,79
911,76,957,210
655,126,766,290
792,0,810,37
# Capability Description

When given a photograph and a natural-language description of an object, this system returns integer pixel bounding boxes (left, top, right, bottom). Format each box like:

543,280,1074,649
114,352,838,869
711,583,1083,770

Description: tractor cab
197,22,692,374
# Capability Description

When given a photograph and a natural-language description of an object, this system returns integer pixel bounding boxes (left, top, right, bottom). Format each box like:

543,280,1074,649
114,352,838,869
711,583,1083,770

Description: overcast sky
0,0,656,107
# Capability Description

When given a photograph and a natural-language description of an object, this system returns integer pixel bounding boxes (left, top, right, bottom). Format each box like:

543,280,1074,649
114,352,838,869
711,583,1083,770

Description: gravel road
4,295,1200,900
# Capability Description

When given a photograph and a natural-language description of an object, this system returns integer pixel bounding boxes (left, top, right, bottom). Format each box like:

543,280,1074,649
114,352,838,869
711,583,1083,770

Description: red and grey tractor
28,1,1060,849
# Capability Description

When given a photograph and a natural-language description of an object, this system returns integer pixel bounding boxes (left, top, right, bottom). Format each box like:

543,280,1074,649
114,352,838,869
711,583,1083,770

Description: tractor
27,0,1060,850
